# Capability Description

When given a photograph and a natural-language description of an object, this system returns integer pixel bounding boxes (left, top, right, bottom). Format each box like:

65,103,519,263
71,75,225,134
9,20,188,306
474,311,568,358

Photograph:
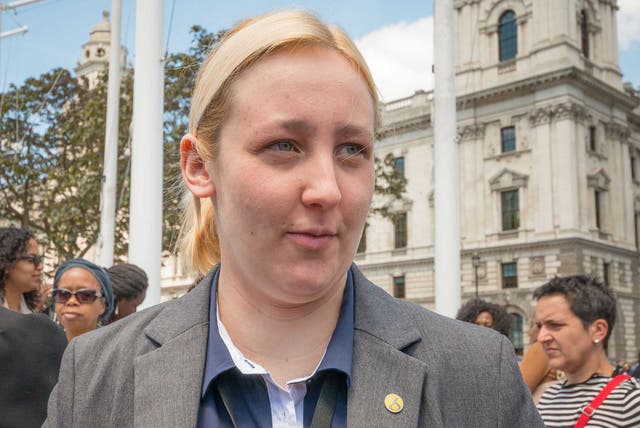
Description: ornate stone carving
604,122,630,142
490,168,529,191
530,256,546,276
552,102,589,122
457,123,486,142
528,106,553,127
529,102,590,126
587,169,611,191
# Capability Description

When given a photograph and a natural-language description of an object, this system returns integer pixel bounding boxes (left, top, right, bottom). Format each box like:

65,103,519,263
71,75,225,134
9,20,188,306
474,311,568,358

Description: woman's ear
591,318,609,344
181,133,216,198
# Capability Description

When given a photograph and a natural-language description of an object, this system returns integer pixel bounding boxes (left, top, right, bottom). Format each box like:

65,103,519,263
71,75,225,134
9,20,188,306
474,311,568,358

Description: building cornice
456,67,638,112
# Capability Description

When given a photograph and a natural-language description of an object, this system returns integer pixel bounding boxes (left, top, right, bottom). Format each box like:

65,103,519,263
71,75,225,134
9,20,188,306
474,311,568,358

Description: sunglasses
20,254,44,266
52,288,104,304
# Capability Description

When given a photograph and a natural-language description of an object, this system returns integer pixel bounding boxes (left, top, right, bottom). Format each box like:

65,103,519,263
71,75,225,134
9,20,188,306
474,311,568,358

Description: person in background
518,320,562,403
44,10,542,427
0,306,67,428
107,263,148,323
535,275,640,427
455,298,512,337
0,227,43,313
630,352,640,378
52,259,114,342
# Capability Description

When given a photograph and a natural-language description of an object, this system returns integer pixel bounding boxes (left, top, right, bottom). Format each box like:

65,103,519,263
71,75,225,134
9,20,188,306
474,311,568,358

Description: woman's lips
287,232,336,250
61,312,82,320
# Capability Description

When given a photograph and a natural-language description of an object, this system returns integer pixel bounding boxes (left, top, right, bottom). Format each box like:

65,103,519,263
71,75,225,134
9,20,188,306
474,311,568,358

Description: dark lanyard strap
217,371,343,428
217,378,241,428
310,372,341,428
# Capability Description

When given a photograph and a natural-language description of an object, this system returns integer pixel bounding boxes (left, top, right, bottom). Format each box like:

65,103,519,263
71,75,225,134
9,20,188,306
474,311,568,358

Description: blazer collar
133,270,215,428
348,264,441,427
351,264,421,350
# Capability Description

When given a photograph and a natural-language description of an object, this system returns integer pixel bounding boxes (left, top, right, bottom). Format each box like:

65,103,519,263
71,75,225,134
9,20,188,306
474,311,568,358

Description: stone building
75,10,127,89
357,0,640,360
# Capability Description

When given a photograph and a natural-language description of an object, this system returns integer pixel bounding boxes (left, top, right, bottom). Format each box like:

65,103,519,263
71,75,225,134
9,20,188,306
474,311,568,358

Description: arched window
509,312,524,356
499,10,518,61
580,10,590,58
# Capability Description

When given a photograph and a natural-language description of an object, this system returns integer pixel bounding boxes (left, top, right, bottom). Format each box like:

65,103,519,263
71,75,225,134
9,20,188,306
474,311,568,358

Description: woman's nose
300,155,342,208
537,326,551,343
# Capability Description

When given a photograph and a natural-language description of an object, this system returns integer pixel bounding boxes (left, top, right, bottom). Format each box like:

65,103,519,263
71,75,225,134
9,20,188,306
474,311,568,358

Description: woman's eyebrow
335,124,373,140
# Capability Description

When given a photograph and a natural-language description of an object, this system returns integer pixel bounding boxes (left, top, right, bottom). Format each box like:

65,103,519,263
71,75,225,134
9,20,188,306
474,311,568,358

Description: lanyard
216,371,344,428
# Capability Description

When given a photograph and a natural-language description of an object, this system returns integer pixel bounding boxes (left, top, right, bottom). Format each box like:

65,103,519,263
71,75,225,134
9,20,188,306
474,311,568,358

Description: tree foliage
0,25,405,264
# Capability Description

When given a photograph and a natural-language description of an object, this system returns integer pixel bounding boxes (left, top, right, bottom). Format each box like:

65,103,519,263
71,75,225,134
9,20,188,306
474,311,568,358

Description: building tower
75,10,126,89
358,0,640,360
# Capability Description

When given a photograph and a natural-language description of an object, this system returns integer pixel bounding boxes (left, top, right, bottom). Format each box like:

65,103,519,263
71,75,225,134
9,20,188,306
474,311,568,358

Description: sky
0,0,639,102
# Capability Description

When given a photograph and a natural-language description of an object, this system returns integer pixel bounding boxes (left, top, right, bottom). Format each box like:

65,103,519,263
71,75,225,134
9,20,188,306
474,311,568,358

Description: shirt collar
201,266,354,397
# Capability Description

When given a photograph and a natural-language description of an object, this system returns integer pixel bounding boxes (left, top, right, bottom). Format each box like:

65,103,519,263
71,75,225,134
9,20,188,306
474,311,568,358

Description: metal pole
98,1,122,267
129,0,164,308
433,0,461,317
473,255,480,298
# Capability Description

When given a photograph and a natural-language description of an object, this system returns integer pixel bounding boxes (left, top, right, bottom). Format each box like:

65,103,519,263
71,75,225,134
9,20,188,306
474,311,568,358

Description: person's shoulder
620,376,640,395
73,298,170,351
351,264,505,355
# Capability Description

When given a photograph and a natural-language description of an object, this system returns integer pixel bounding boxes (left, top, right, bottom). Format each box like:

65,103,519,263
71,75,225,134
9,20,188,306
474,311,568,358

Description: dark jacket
0,307,67,428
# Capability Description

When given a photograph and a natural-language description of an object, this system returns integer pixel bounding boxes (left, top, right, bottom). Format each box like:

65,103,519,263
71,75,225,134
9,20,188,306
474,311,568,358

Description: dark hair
455,298,512,337
533,275,616,348
0,227,39,311
106,263,148,301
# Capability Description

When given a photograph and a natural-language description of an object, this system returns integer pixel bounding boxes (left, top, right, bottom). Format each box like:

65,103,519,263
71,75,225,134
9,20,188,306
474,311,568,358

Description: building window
501,126,516,153
393,275,406,299
580,10,589,58
393,213,407,249
594,190,602,229
499,10,518,62
501,190,520,231
357,226,367,254
502,262,518,289
589,126,597,151
509,313,524,356
603,262,610,286
394,156,405,178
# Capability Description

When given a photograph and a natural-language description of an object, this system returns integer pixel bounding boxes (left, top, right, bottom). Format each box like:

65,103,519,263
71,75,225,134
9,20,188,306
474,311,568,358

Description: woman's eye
268,140,298,152
336,144,367,160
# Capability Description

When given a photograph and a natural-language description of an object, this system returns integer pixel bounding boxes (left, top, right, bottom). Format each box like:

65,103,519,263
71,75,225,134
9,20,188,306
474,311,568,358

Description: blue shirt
197,266,354,427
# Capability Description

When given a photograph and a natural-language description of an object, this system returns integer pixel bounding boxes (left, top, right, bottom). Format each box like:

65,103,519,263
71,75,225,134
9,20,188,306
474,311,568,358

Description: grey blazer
44,265,542,427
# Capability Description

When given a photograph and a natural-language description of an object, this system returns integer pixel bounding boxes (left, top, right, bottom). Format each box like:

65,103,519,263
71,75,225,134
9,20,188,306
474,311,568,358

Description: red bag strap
574,374,631,428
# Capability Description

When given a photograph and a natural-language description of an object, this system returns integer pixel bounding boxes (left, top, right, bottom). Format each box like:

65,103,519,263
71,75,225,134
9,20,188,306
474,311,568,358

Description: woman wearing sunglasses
0,227,43,313
52,259,115,342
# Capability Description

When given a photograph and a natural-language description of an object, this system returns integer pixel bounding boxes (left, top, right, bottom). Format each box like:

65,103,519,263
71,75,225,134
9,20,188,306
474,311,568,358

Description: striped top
537,374,640,427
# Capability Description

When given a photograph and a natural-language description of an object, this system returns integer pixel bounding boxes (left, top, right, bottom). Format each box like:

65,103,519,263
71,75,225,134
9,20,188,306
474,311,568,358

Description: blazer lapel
134,271,215,428
347,265,443,427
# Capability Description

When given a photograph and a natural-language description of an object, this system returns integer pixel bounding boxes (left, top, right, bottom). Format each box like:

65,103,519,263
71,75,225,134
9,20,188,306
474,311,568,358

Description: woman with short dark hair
534,275,640,427
0,227,43,313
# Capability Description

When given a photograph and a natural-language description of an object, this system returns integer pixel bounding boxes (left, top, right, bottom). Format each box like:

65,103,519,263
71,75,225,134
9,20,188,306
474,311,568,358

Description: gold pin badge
384,393,404,414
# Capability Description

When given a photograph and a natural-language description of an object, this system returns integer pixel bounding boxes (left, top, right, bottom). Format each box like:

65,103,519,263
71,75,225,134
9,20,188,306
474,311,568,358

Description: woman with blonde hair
45,10,541,427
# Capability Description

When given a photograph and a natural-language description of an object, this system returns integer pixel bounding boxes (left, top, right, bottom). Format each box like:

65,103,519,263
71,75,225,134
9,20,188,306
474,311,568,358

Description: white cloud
617,0,640,51
356,17,433,102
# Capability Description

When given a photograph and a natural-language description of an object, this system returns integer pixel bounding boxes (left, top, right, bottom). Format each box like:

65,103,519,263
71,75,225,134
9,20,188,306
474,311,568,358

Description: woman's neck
217,272,346,388
3,286,23,312
565,350,614,385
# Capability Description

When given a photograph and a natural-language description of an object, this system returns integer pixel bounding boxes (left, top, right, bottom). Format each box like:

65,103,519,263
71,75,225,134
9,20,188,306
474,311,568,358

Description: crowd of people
1,8,640,428
0,226,149,427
